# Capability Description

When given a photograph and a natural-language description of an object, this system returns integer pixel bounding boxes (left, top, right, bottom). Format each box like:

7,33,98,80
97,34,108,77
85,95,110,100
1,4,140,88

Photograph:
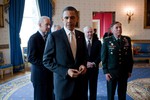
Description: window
20,0,40,48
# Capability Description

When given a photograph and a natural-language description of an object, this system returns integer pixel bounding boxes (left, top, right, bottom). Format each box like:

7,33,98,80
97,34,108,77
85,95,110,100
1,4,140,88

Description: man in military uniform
101,21,133,100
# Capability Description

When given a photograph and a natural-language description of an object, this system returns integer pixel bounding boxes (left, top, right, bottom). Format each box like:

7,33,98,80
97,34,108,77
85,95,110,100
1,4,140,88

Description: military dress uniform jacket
101,35,133,78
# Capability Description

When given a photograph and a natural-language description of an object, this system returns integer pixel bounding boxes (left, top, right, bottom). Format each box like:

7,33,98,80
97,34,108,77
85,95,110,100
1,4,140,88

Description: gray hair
51,25,61,32
38,16,50,25
83,26,93,32
110,21,121,28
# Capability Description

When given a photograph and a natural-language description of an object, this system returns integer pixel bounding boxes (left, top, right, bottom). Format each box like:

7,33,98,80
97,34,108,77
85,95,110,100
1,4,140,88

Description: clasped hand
67,65,87,78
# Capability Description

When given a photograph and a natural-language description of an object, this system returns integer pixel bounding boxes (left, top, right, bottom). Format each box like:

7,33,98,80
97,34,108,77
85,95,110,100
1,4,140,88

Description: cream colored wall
53,0,150,40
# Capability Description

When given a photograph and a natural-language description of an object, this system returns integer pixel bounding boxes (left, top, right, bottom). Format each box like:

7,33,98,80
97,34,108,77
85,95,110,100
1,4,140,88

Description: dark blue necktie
88,40,91,56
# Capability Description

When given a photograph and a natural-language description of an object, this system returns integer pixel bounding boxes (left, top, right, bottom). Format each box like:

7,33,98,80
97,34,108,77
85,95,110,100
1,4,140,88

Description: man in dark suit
83,26,101,100
27,16,54,100
101,21,133,100
43,6,87,100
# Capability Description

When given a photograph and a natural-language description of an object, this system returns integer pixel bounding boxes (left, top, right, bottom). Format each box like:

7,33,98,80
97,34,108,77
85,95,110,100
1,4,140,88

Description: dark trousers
85,68,99,100
107,77,128,100
33,83,54,100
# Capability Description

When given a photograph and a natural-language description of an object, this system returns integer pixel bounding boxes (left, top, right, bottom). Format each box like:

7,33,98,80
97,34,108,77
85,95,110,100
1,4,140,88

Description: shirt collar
64,26,75,35
113,35,121,40
38,30,45,37
85,38,92,44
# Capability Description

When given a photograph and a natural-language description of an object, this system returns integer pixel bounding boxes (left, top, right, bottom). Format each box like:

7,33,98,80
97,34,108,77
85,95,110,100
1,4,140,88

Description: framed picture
22,47,27,55
132,40,150,63
0,5,4,27
144,0,150,29
75,11,80,28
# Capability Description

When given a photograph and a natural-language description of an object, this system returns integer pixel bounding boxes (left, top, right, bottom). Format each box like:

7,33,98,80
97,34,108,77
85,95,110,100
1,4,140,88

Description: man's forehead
63,11,76,15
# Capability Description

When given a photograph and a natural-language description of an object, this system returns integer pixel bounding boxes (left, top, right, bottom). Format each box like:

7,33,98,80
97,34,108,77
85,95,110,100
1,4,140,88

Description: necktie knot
43,34,46,41
69,32,74,42
88,40,90,44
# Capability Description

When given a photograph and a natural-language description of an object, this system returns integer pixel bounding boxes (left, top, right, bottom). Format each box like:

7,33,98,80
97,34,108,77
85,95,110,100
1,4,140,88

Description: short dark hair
62,6,78,17
110,21,121,28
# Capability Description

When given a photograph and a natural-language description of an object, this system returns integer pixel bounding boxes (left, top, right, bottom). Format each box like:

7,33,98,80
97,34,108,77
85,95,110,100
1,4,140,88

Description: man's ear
61,17,64,22
39,23,42,27
76,16,79,22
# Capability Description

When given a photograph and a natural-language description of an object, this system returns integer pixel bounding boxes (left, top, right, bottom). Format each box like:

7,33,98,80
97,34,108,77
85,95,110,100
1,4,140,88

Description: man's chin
67,27,74,31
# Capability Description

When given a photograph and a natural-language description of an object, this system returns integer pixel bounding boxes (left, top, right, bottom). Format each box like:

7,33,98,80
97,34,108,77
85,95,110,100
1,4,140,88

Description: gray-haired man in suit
27,16,54,100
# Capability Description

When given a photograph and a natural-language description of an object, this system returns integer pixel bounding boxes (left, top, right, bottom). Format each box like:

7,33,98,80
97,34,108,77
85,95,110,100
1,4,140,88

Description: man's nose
67,18,71,22
47,25,51,28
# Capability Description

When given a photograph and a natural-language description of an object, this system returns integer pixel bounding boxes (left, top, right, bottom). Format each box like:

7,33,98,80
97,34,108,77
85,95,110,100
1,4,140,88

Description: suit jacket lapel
111,36,118,48
112,35,123,48
74,30,82,62
61,29,75,61
119,36,126,48
36,31,45,45
90,39,95,55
